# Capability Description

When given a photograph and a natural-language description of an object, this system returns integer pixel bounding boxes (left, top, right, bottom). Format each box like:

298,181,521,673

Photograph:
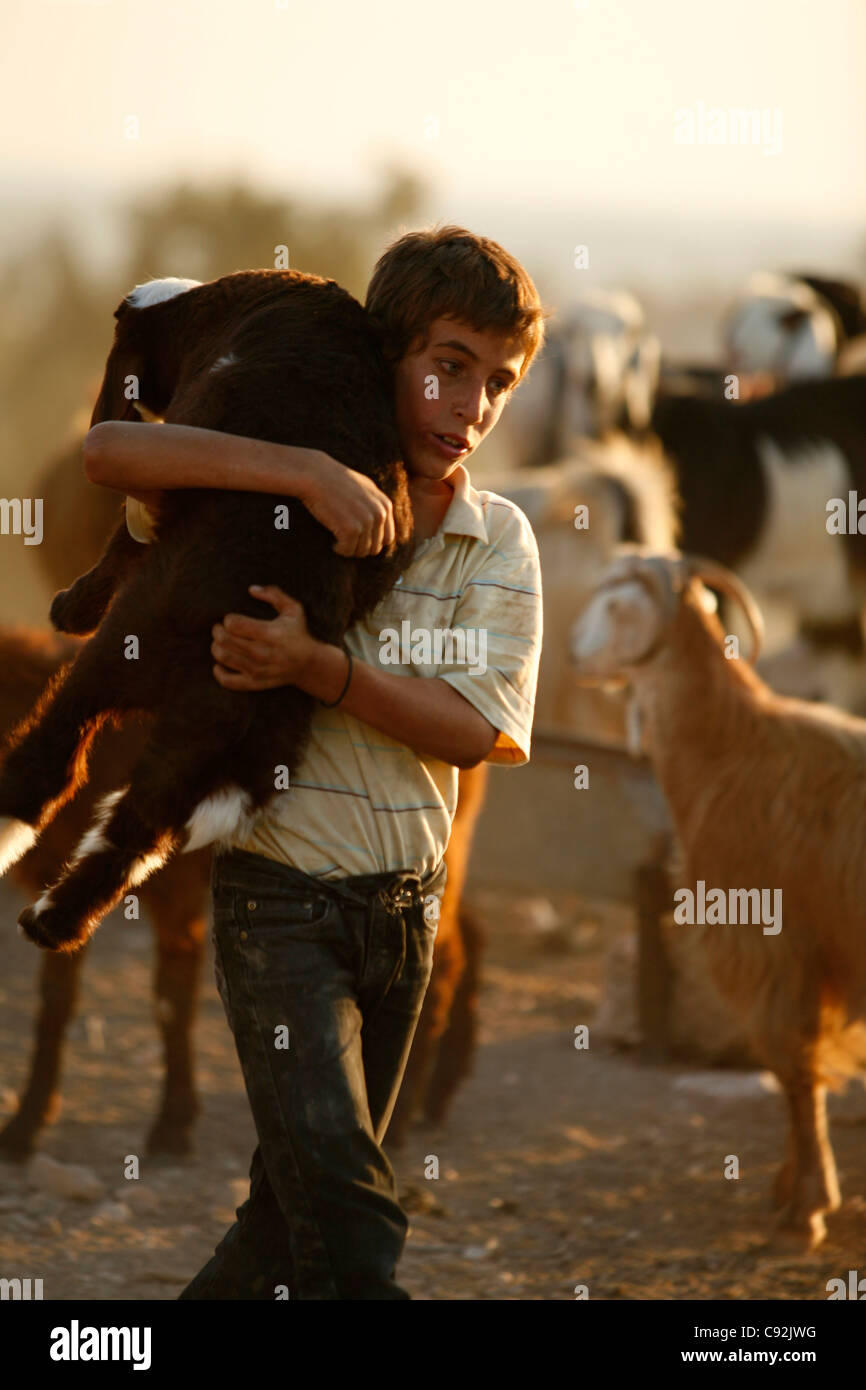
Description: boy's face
393,316,525,480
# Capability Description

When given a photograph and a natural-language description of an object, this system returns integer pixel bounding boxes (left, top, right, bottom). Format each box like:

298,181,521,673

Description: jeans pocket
241,889,333,936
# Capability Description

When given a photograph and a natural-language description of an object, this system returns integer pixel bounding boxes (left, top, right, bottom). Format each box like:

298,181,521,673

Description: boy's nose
454,392,484,428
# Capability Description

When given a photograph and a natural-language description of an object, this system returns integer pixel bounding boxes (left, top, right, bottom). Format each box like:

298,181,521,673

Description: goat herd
1,267,866,1289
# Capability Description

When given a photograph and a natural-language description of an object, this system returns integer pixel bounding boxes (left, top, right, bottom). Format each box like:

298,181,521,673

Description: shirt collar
433,462,489,544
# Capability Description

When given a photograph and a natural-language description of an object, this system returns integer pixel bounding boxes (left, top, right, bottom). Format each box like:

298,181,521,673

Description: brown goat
572,548,866,1248
0,625,211,1157
0,270,412,952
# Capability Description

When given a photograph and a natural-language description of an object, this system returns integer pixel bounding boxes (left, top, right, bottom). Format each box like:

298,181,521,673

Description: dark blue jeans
179,847,446,1301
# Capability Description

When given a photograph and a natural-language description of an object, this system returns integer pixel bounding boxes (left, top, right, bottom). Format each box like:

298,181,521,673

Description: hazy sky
4,0,865,222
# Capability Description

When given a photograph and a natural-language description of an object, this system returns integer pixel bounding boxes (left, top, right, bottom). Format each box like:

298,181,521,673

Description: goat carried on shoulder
571,546,866,1250
0,270,412,952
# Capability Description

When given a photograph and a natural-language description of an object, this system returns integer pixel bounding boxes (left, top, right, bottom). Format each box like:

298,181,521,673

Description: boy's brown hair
365,224,547,384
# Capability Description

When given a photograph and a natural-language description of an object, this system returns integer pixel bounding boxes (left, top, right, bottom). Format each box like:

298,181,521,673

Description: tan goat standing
571,548,866,1249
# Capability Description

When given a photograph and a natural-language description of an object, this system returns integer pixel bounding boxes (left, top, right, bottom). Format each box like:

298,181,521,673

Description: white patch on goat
127,845,173,887
59,785,163,898
210,352,239,374
181,786,259,853
729,298,835,379
0,816,38,876
726,274,838,381
738,440,859,644
32,885,55,916
570,586,625,665
126,277,202,310
571,577,663,679
67,787,128,866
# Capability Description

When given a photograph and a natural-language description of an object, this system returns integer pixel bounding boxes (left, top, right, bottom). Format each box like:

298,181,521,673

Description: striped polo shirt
126,463,542,879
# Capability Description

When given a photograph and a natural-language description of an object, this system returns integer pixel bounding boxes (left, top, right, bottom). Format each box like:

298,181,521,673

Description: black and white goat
723,271,866,398
0,271,411,951
651,373,866,710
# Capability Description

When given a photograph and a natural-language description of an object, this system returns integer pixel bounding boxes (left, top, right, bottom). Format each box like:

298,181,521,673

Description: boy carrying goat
68,227,545,1299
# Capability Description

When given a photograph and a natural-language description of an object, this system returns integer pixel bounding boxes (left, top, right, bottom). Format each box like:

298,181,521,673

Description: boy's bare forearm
84,421,320,502
302,643,498,769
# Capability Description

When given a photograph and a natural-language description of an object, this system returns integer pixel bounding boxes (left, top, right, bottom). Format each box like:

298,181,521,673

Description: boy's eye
437,359,510,399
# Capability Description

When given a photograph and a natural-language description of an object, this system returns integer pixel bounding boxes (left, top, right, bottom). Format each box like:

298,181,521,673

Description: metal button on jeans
248,900,257,911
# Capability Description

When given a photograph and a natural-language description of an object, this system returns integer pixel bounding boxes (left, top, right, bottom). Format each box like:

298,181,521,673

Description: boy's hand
299,451,396,558
212,585,318,691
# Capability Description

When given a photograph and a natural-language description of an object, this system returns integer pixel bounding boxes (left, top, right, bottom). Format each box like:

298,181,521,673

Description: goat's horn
680,554,764,664
624,551,683,626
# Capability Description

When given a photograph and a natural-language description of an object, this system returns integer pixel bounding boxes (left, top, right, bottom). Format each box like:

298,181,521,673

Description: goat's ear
89,295,149,425
89,345,148,427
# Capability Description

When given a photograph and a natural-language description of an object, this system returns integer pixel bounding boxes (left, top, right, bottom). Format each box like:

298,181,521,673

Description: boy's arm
83,421,396,558
211,587,499,769
207,578,497,767
300,640,500,769
84,421,319,499
424,506,543,766
210,498,543,770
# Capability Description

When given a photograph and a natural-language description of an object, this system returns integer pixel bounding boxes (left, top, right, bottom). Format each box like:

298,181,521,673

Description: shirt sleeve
125,497,158,544
436,503,543,766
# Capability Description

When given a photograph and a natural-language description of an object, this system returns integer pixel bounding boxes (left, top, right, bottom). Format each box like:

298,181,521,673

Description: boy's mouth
429,432,471,460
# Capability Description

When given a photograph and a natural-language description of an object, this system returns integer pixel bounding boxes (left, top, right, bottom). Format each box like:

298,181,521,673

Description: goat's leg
771,1128,797,1210
773,1076,840,1249
143,864,208,1156
417,761,492,1128
386,921,465,1146
18,697,255,953
0,638,144,875
50,518,145,636
0,948,86,1160
425,907,485,1123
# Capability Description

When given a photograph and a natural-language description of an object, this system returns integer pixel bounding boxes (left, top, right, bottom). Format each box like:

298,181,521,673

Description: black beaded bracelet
320,648,353,708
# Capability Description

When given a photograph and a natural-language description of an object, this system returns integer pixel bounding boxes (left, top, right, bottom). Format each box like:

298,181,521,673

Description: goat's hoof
17,902,88,954
771,1207,827,1252
0,1115,37,1162
49,588,97,636
145,1119,196,1158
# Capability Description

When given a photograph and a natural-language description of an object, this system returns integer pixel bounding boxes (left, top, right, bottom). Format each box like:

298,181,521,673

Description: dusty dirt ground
1,876,864,1302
